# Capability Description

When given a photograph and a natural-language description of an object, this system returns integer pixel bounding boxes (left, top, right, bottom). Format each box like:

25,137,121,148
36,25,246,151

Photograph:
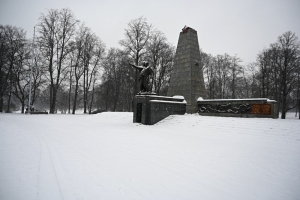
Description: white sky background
0,0,299,65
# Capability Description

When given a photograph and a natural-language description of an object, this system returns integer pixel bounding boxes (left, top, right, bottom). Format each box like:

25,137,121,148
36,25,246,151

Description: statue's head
142,61,149,67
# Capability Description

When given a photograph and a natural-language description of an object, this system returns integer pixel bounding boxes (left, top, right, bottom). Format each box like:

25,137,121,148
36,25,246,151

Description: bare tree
69,24,88,114
276,32,300,119
11,38,30,113
201,52,216,98
214,54,231,98
229,55,243,99
0,25,8,112
87,41,105,113
119,16,152,95
102,48,129,111
30,51,46,107
201,52,246,99
82,33,105,113
146,30,175,94
0,25,26,112
255,31,300,119
37,8,78,113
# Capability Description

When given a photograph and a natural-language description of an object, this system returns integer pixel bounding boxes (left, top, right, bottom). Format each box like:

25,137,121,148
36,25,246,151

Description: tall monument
167,26,206,113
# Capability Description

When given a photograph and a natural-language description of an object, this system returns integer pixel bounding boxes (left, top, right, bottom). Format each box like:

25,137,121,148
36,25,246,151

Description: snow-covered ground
0,112,299,200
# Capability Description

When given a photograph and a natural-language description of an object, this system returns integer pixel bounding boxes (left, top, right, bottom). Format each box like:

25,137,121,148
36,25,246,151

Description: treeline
0,9,174,114
200,31,300,119
1,8,299,118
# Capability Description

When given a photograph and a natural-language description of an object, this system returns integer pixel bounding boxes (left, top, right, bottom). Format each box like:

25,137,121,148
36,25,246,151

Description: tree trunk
49,83,54,113
68,87,71,114
68,66,72,114
298,100,300,119
113,92,119,111
105,82,110,111
50,83,58,114
0,97,3,113
281,94,287,119
52,88,57,114
6,91,11,113
21,103,25,114
281,111,286,119
72,80,79,114
232,75,235,99
88,79,96,114
83,67,86,113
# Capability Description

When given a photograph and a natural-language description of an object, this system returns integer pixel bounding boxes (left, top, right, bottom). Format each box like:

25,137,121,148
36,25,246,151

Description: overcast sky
0,0,299,64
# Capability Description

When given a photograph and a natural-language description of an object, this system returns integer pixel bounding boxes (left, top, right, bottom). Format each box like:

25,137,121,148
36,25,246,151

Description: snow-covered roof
197,98,276,102
150,100,186,104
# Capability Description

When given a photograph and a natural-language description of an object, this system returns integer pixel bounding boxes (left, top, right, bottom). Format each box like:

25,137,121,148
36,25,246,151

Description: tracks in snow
37,139,64,200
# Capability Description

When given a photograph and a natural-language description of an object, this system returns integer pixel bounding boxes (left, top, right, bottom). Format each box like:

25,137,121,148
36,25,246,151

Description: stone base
133,95,186,125
26,111,48,114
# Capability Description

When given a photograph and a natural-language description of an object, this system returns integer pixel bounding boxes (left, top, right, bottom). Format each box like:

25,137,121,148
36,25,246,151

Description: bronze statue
129,61,153,93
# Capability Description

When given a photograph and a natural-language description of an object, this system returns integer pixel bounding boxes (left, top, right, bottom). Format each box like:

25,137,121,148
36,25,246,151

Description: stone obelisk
167,26,206,113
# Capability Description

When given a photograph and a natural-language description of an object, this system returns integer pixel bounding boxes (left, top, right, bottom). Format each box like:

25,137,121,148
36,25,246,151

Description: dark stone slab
133,95,186,125
30,111,48,114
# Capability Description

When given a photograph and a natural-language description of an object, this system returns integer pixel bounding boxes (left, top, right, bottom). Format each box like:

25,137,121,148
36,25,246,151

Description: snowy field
0,112,299,200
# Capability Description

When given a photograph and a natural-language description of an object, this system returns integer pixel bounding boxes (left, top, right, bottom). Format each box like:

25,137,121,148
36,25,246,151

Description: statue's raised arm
129,63,144,71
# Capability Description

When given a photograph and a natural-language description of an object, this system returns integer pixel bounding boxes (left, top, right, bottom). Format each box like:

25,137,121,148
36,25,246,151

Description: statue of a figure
129,61,153,93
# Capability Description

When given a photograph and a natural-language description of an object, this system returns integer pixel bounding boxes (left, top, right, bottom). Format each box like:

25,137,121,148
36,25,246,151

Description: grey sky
0,0,299,64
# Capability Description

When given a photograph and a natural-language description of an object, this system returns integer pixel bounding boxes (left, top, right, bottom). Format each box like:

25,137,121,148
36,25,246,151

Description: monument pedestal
133,95,186,125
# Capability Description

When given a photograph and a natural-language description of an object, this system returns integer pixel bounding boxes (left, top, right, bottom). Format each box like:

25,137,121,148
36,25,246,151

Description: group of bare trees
1,11,174,113
254,31,300,119
0,8,105,114
0,25,44,113
95,16,175,111
201,53,245,99
33,8,106,114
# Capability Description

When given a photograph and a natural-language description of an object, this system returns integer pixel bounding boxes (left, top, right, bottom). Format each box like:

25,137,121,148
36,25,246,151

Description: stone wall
198,98,278,119
133,95,186,125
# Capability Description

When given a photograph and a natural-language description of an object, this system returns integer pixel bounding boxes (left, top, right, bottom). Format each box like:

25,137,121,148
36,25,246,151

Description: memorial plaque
251,104,271,115
251,104,261,114
261,104,271,115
